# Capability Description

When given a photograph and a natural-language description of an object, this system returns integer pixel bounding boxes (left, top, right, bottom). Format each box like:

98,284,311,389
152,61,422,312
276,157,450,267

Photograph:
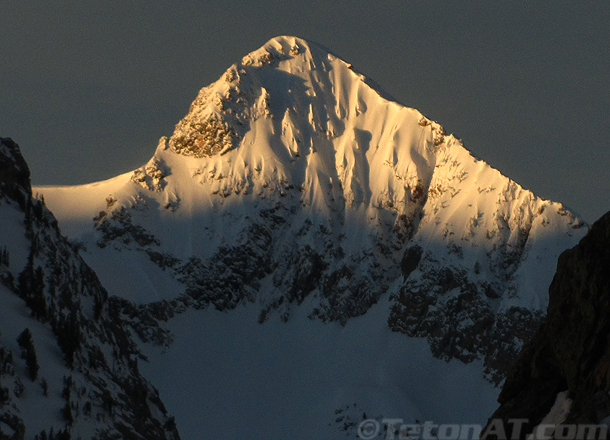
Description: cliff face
486,210,610,437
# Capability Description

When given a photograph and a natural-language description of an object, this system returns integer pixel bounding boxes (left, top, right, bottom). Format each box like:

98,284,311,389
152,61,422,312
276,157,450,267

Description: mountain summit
36,36,587,437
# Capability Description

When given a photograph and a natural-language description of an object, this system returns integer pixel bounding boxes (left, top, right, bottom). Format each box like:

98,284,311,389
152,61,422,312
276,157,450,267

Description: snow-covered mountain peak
136,35,458,226
3,35,598,440
166,34,445,158
38,36,586,389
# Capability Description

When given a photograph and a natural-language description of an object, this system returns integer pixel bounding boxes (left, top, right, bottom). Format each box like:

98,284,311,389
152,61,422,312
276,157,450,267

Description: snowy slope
0,138,179,439
36,36,587,437
141,296,499,440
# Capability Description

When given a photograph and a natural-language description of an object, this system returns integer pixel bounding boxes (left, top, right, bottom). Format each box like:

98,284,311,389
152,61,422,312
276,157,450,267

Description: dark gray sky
2,1,609,222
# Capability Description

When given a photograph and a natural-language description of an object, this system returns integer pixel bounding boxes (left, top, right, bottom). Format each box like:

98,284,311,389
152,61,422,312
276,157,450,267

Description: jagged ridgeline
38,36,586,386
0,138,179,439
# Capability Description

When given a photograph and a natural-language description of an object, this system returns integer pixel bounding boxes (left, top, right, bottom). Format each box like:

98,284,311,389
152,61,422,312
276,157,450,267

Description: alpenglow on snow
34,36,587,438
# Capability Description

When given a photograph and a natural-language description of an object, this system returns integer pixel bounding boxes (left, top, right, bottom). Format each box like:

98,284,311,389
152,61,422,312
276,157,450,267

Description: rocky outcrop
0,138,31,194
484,210,610,438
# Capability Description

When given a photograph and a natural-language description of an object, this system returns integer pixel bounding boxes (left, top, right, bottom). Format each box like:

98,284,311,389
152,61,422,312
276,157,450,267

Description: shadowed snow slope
36,36,587,438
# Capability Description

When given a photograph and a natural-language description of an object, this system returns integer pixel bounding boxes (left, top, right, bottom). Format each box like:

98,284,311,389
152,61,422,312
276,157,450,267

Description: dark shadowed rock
484,211,610,439
0,138,31,197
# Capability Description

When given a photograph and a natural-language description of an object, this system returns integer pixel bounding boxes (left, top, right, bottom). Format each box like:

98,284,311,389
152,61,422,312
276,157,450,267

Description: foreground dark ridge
484,210,610,439
0,138,179,439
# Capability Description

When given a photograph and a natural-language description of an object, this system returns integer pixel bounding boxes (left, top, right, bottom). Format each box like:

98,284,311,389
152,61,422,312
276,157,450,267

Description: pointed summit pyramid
158,35,447,218
38,36,586,385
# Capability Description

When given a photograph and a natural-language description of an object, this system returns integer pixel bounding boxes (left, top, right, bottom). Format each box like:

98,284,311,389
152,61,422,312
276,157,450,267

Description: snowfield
140,297,499,440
